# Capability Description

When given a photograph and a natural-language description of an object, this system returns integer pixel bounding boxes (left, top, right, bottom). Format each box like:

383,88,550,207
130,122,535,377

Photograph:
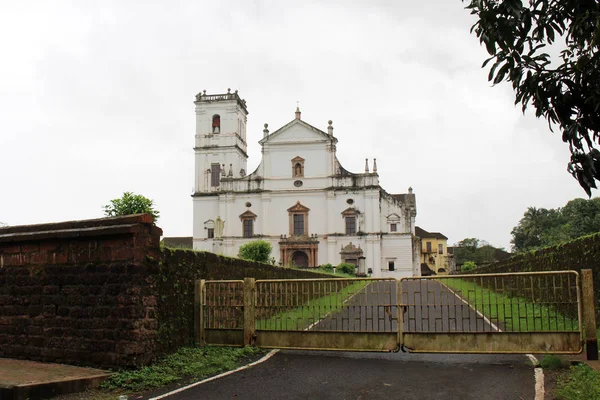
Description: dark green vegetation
453,238,509,267
555,364,600,400
465,0,600,195
238,240,273,263
511,198,600,252
101,346,265,393
539,354,569,370
103,191,160,221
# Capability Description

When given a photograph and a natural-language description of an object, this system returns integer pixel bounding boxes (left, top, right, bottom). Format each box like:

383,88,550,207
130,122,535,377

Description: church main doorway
291,251,309,268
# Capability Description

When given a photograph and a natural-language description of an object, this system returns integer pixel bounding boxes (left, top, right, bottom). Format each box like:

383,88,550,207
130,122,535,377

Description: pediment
287,201,310,213
291,156,305,162
239,210,257,220
341,207,359,216
259,119,334,145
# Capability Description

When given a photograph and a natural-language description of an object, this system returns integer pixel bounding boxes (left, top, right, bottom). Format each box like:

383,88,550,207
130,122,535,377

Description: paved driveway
159,350,534,400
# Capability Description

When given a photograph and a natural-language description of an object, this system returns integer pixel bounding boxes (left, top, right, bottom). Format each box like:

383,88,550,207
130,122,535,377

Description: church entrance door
292,251,309,268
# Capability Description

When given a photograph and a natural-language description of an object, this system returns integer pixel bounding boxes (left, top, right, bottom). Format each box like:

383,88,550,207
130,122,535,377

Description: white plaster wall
380,234,414,278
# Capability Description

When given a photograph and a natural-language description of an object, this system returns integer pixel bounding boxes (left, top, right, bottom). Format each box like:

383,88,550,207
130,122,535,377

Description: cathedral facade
192,90,419,278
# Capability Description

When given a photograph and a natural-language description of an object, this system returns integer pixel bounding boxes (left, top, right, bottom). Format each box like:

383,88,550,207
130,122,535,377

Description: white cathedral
192,89,420,278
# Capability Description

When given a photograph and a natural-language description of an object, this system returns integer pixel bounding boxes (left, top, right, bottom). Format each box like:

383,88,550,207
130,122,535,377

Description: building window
239,210,257,238
426,242,432,253
390,223,397,232
345,216,356,235
291,156,305,177
438,244,443,254
211,164,221,187
388,261,395,271
287,201,310,236
293,214,304,235
243,219,253,238
212,114,220,134
207,228,214,239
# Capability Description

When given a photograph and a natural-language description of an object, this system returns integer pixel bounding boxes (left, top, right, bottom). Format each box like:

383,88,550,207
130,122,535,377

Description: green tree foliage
461,261,477,272
238,240,272,263
336,263,357,275
103,192,160,222
465,0,600,195
511,198,600,252
453,238,508,266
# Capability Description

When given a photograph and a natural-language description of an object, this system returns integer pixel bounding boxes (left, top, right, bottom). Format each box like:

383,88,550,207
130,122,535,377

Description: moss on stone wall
156,248,327,352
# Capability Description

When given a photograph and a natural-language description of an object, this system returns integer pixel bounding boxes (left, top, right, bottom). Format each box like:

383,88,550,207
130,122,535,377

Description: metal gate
399,271,582,354
196,271,585,354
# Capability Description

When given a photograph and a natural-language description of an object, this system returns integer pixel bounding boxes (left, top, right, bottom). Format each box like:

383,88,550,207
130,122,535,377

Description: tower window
390,223,397,232
388,261,395,271
207,228,214,239
212,114,221,134
345,216,356,235
211,164,221,187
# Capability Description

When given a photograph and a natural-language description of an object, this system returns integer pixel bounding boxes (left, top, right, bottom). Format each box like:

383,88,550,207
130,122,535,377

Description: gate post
582,269,598,360
195,279,206,346
396,279,404,347
243,278,256,346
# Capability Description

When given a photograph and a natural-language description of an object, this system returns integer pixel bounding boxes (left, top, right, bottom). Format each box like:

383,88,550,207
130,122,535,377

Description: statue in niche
215,216,225,238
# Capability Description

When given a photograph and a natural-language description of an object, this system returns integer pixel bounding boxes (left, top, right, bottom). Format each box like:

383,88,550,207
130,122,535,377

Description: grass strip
555,363,600,400
442,278,578,332
101,346,265,393
257,280,369,330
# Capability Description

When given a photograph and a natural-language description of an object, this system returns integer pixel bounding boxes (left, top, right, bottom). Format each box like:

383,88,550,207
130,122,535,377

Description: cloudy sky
0,0,592,250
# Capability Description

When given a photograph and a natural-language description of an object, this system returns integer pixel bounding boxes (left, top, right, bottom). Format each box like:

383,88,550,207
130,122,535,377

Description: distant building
191,90,420,277
415,226,455,274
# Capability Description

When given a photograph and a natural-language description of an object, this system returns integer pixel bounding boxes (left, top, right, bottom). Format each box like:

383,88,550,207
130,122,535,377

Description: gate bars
196,270,596,357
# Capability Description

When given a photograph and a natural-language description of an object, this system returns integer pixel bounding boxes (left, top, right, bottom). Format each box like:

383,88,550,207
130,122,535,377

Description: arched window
212,114,221,134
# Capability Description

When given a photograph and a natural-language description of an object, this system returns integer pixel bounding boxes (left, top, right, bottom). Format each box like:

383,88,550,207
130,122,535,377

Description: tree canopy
465,0,600,195
453,238,509,266
102,192,160,222
238,240,272,263
511,197,600,252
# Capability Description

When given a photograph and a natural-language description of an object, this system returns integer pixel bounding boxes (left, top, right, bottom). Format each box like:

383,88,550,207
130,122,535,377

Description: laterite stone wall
0,214,326,368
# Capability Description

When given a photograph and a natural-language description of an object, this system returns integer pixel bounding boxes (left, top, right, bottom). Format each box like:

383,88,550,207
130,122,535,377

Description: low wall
0,214,326,368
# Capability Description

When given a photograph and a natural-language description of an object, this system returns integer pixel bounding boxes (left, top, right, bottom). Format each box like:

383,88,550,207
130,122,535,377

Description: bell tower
193,88,248,193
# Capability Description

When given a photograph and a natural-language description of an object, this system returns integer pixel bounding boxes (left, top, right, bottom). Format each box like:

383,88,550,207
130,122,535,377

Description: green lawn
256,280,369,330
442,278,578,332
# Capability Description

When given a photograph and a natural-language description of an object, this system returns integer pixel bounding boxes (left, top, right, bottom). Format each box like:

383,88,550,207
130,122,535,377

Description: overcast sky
0,0,593,250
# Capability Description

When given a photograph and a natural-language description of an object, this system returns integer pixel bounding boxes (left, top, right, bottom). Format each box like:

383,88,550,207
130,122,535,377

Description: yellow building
415,226,455,275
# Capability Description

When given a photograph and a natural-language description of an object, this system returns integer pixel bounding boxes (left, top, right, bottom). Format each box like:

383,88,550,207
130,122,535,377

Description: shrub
319,263,334,272
539,354,567,370
337,263,357,275
238,240,272,263
461,261,477,272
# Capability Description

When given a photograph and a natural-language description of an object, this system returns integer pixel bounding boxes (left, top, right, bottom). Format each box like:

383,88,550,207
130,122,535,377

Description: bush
238,240,272,263
337,263,357,275
539,354,567,370
319,263,334,272
461,261,477,272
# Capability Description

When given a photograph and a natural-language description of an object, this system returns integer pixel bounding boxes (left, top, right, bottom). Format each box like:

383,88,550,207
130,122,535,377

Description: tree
102,192,160,222
461,261,478,272
510,197,600,252
238,240,272,263
453,238,506,266
465,0,600,195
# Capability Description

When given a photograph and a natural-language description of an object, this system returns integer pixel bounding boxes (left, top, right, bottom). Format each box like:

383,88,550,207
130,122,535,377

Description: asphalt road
160,351,534,400
311,279,494,333
157,280,535,399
